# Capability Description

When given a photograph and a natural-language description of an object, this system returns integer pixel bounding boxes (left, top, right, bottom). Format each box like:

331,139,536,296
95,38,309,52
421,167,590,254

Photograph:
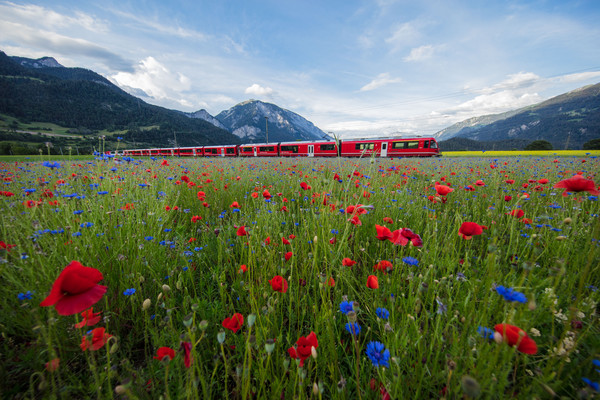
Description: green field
0,155,598,399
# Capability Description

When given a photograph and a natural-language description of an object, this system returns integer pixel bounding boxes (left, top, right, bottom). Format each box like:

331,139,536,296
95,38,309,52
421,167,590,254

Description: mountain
185,109,227,130
435,83,600,149
214,100,331,143
0,51,239,147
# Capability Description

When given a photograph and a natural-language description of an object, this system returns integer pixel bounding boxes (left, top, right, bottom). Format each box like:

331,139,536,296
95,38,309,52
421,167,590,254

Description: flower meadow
1,154,599,399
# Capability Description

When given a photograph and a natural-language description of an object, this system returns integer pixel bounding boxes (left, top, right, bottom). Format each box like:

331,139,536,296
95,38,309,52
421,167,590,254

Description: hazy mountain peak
12,56,64,68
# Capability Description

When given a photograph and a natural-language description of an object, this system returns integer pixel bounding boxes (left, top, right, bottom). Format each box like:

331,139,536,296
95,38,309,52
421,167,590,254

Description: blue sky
1,0,600,138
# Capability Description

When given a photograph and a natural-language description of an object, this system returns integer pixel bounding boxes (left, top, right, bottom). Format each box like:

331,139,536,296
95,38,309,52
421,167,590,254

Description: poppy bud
460,375,481,398
265,339,275,354
217,331,226,344
114,385,127,395
247,314,256,327
562,217,572,224
142,298,151,311
311,346,318,359
162,284,171,293
198,320,208,331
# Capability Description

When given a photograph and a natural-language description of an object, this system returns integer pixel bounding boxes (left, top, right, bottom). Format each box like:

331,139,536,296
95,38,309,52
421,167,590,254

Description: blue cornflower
376,307,390,319
145,236,154,241
365,341,390,367
345,322,361,335
123,288,136,296
339,301,354,314
42,161,61,169
495,285,527,303
477,326,495,340
582,378,599,392
402,256,419,266
97,191,109,195
18,291,33,300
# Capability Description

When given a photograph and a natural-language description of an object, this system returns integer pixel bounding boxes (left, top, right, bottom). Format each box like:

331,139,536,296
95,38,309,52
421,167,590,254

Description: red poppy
494,324,537,354
554,175,599,196
154,347,176,361
342,258,356,267
161,160,169,166
505,179,515,184
382,217,394,224
80,327,112,351
375,224,393,241
222,313,244,333
537,178,549,184
191,215,202,223
373,260,393,272
366,275,379,289
0,241,17,251
40,261,107,316
475,180,485,186
507,209,525,218
74,307,102,328
390,228,423,247
281,237,291,245
458,222,487,240
435,185,454,196
348,215,362,226
264,237,271,245
236,226,249,236
230,201,240,208
181,342,192,368
238,264,247,273
45,358,60,372
346,204,368,216
262,190,272,199
287,331,318,367
285,251,293,261
327,277,335,287
300,182,311,190
269,275,289,293
504,195,512,202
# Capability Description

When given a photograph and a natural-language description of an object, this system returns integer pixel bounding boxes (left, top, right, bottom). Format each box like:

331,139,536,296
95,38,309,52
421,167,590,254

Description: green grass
0,155,598,399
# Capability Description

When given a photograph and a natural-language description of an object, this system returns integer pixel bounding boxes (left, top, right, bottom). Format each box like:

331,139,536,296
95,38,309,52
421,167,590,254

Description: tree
524,140,553,150
583,138,600,150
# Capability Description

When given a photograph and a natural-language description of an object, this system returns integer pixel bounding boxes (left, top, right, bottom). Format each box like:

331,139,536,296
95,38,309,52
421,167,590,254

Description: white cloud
111,57,192,105
385,21,421,52
107,8,207,41
245,83,274,96
552,70,600,84
0,2,109,33
404,45,435,62
0,20,132,70
359,73,402,92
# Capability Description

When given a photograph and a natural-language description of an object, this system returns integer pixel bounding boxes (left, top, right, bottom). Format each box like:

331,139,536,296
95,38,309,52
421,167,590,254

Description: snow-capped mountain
213,100,331,143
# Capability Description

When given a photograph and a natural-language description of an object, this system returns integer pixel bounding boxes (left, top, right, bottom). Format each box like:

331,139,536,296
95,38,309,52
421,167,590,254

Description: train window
391,142,404,149
406,141,419,149
355,143,374,150
259,146,275,152
281,146,299,153
226,148,235,154
242,147,253,152
423,141,429,148
430,140,438,149
320,144,335,151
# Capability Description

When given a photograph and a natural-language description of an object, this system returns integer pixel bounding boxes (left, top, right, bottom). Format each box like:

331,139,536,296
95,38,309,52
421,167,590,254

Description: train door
381,142,388,157
308,145,314,157
253,147,257,157
221,148,225,157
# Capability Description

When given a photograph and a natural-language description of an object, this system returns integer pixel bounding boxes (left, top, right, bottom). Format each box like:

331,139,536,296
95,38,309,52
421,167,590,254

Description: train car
203,145,239,157
278,141,339,157
238,143,278,157
339,138,439,157
172,147,196,157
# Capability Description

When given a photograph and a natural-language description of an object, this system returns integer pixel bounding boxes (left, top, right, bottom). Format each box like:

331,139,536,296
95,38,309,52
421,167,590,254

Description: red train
120,137,440,158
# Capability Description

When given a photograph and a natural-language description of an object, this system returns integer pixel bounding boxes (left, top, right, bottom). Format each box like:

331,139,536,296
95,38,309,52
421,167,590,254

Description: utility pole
265,116,269,143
